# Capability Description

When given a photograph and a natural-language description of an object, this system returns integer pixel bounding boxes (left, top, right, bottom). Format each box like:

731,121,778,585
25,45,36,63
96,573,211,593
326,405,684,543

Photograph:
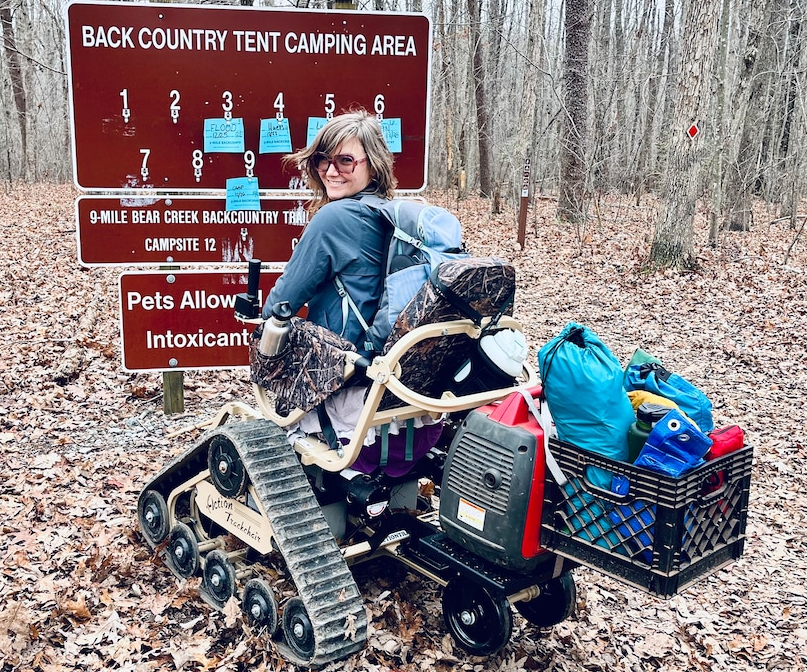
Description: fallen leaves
1,184,806,671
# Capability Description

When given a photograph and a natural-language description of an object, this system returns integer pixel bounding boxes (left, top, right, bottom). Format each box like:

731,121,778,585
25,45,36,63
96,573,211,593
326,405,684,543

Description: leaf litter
0,183,805,671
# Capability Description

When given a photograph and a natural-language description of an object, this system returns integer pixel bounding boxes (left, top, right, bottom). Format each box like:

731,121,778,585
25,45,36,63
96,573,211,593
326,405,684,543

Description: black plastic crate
540,439,752,597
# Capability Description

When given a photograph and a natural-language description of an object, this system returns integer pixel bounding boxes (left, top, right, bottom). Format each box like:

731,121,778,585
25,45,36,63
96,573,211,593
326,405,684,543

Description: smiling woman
259,109,397,359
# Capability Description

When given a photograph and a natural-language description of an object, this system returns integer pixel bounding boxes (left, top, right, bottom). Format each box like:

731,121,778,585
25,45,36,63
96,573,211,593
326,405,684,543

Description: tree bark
649,1,721,269
557,0,590,223
0,1,27,171
467,0,492,197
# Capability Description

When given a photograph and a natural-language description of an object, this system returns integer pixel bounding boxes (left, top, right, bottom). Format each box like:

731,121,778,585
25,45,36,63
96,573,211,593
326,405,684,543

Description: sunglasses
312,153,368,175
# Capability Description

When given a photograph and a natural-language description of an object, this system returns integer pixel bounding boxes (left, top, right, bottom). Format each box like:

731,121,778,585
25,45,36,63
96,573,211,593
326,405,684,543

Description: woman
261,109,396,358
259,109,441,474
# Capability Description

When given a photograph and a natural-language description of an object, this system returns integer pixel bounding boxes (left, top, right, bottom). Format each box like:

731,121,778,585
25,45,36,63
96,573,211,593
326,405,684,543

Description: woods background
2,0,805,269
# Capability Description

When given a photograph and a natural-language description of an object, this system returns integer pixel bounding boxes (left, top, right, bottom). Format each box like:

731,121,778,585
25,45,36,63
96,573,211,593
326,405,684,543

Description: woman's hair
283,108,396,213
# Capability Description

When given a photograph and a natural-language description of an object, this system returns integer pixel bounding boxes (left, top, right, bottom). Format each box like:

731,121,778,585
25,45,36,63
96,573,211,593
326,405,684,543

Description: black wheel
166,522,200,579
242,578,279,636
515,572,577,628
203,550,237,608
282,597,316,663
208,435,247,498
138,490,169,545
442,579,513,656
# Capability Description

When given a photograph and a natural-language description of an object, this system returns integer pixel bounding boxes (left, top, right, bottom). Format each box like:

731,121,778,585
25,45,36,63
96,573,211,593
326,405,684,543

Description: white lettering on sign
371,34,417,57
80,25,419,58
145,328,251,349
233,30,281,52
131,209,160,224
144,238,200,252
201,210,279,224
163,210,200,224
178,290,238,310
284,31,368,55
82,25,229,51
126,291,174,311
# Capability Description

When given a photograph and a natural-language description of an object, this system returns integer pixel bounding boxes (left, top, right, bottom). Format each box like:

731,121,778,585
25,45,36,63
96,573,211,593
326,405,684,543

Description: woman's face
319,137,372,200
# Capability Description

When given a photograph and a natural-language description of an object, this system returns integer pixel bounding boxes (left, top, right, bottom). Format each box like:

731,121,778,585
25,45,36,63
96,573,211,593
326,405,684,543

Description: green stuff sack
538,323,634,490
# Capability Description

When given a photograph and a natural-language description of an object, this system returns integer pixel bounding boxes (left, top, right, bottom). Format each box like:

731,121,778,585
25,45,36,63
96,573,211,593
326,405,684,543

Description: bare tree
649,1,721,269
1,0,28,178
467,0,493,197
557,0,590,223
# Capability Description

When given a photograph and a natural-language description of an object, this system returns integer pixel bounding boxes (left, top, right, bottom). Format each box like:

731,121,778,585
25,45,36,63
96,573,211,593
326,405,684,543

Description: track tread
138,419,367,667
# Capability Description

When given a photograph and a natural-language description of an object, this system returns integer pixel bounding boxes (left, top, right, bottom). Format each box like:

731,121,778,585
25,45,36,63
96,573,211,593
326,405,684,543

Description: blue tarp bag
538,323,635,490
624,362,714,432
634,408,712,477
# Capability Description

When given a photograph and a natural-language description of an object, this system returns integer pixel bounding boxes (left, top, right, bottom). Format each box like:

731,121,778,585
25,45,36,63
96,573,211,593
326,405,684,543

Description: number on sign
192,149,204,183
324,93,335,119
140,148,150,181
274,92,285,121
120,88,130,123
222,90,233,122
374,94,385,121
170,89,181,123
244,150,255,178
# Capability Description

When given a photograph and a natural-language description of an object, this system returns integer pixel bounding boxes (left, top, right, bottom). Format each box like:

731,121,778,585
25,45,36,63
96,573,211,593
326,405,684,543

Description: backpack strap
333,275,374,353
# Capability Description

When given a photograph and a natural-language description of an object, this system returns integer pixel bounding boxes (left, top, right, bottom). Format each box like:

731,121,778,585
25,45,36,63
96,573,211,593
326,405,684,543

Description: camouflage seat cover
378,257,517,410
250,317,357,416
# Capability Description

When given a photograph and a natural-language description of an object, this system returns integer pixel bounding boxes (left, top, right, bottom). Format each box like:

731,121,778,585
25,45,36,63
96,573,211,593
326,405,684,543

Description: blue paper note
381,118,402,153
306,117,330,146
204,118,246,153
226,177,260,211
259,118,293,153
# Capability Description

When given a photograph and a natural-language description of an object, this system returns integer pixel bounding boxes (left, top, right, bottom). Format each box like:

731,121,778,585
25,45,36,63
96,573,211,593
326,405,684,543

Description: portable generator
440,388,548,571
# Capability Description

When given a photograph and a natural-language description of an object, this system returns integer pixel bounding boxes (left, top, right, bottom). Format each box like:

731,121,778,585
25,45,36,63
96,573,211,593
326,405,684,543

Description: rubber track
139,419,368,667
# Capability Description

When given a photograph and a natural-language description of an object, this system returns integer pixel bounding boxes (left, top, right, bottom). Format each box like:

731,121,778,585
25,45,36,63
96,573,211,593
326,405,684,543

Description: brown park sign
77,196,308,266
119,269,283,371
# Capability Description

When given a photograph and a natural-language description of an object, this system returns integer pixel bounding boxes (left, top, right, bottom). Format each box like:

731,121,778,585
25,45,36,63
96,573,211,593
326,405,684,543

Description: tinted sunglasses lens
335,155,356,171
313,154,330,172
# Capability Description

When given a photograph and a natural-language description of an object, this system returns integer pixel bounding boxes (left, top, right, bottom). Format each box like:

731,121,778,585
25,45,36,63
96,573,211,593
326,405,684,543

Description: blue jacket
262,194,386,357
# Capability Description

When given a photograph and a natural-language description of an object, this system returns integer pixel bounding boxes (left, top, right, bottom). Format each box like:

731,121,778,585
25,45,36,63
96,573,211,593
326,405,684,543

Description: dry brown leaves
1,183,805,671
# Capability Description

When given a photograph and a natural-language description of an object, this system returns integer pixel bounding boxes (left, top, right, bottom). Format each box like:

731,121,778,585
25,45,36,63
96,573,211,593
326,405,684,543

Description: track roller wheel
515,572,576,628
282,597,316,663
203,550,238,608
138,490,169,545
166,521,200,579
208,434,247,498
442,579,513,656
242,578,279,636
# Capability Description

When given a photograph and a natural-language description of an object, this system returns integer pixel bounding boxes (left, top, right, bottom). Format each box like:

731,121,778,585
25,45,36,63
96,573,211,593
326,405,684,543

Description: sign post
517,158,531,250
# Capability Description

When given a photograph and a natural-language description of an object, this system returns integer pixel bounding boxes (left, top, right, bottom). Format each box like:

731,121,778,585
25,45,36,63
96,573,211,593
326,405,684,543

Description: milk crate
540,439,752,597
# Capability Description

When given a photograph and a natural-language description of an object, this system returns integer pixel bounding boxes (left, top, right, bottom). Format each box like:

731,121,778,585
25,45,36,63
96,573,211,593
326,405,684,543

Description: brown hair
283,109,397,214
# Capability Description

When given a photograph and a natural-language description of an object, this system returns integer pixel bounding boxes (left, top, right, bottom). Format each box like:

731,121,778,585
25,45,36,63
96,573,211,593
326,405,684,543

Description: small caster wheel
442,579,512,656
242,578,279,636
203,549,237,609
138,490,169,545
166,521,200,579
283,597,316,663
515,572,576,628
208,435,247,498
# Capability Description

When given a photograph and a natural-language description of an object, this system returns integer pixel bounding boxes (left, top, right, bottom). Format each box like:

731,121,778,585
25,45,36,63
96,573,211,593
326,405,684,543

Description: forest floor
0,182,805,672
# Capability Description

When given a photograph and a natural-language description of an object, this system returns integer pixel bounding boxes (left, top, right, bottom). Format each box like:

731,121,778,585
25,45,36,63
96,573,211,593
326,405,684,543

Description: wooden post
163,370,185,415
517,158,531,249
161,265,184,414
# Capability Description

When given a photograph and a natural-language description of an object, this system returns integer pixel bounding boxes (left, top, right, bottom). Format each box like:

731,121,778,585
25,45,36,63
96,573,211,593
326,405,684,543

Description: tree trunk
467,0,492,197
649,1,721,269
557,0,590,223
1,1,27,174
722,0,771,232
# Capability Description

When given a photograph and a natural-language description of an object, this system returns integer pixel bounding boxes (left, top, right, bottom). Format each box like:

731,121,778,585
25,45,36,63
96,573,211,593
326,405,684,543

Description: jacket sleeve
261,200,366,318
